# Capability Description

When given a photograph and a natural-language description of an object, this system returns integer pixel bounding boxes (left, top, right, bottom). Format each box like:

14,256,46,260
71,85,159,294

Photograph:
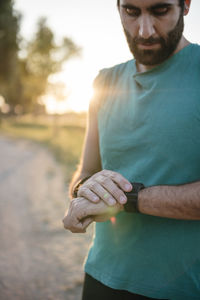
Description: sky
14,0,200,113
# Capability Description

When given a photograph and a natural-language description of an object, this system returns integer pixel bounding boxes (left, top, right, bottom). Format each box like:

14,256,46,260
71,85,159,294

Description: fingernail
120,196,127,204
125,184,132,191
109,198,116,206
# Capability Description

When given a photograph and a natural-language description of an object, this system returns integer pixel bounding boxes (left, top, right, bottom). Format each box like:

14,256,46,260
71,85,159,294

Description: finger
78,182,116,206
81,217,94,230
89,182,117,206
77,186,100,203
70,226,86,233
63,220,87,233
63,217,71,230
62,199,93,233
71,217,93,233
100,170,132,192
96,176,128,205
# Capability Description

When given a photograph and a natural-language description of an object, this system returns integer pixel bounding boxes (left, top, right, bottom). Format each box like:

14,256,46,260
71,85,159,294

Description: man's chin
133,52,159,66
132,49,171,66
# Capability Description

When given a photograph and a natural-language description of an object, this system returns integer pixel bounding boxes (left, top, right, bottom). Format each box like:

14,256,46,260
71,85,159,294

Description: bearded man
63,1,200,299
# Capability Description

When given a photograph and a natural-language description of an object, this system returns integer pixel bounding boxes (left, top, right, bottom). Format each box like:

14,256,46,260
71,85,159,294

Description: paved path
0,136,93,300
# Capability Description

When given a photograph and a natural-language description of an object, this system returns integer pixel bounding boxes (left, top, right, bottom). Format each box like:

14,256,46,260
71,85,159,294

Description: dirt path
0,136,93,300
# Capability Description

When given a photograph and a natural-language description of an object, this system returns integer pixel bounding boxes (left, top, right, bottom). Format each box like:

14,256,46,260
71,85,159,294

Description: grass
0,113,87,181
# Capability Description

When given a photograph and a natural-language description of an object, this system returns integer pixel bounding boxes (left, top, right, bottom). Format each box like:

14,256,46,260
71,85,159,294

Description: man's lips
137,42,161,49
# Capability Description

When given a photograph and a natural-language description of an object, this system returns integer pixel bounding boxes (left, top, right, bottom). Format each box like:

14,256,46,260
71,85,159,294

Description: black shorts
82,273,168,300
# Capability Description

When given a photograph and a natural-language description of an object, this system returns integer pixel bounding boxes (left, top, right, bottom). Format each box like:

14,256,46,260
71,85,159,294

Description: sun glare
44,59,96,114
67,85,94,112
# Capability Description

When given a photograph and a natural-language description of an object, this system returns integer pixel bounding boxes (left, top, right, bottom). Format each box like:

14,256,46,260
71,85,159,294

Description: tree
0,1,81,114
19,18,81,113
0,0,21,113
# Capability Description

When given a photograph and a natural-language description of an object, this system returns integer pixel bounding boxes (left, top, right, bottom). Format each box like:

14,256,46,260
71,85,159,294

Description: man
63,0,200,299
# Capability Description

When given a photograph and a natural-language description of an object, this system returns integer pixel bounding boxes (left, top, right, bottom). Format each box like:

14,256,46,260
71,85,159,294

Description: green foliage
0,0,22,112
0,0,20,80
18,18,81,113
0,4,81,114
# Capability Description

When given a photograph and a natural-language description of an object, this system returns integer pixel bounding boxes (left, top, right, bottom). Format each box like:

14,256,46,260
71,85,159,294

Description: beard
124,13,184,66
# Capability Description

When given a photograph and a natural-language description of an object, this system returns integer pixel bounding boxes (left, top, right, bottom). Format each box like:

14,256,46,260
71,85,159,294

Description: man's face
119,0,185,66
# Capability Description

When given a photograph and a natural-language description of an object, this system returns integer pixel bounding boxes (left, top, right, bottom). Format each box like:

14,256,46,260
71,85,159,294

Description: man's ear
184,0,191,16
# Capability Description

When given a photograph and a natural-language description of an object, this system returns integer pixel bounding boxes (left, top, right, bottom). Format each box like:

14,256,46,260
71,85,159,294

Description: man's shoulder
190,43,200,58
193,43,200,50
187,44,200,70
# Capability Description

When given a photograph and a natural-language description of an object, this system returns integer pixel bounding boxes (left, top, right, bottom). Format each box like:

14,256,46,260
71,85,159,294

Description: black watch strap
72,176,91,198
124,182,145,213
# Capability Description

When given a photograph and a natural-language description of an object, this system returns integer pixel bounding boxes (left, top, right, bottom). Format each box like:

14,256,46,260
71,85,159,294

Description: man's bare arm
64,180,200,233
69,98,132,202
138,181,200,220
69,100,102,198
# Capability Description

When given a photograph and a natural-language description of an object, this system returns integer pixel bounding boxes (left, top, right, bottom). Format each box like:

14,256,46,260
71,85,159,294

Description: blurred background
0,1,199,299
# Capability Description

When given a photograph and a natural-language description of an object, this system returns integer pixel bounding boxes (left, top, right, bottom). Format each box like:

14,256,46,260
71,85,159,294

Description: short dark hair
117,0,185,9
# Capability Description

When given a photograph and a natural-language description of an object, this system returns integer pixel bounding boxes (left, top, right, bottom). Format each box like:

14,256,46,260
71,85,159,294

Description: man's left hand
63,197,123,233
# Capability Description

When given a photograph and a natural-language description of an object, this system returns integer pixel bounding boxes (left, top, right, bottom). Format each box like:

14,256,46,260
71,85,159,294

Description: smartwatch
124,182,145,213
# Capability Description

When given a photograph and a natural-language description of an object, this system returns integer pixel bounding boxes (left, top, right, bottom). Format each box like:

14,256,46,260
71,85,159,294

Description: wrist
72,176,91,198
137,188,145,213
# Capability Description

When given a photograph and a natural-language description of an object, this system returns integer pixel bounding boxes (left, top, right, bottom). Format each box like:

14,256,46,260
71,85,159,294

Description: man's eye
125,8,140,17
153,7,169,16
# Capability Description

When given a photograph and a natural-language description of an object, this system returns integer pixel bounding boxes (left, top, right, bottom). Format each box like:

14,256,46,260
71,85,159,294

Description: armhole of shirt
89,69,111,115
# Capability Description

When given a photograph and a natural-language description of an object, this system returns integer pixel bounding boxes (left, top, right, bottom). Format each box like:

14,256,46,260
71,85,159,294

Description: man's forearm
138,181,200,220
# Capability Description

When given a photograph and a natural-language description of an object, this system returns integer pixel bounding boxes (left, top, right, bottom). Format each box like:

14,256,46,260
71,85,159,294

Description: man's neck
136,36,190,73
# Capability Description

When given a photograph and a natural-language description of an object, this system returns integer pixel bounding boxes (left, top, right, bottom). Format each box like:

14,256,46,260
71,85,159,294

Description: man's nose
138,15,156,39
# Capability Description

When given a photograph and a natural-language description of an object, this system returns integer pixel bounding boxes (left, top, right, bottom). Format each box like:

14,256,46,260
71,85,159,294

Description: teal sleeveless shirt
85,44,200,300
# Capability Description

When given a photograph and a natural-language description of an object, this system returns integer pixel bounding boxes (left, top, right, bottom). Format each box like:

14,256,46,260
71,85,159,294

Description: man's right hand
77,169,132,206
